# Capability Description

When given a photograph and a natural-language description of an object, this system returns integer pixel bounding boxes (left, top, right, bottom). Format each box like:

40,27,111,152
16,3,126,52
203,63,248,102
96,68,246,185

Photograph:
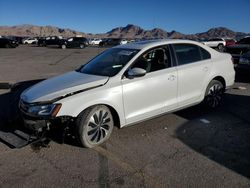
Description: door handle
203,67,208,72
168,75,176,81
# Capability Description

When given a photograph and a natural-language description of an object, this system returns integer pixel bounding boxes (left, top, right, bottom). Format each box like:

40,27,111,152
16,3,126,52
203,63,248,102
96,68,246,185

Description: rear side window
173,44,202,65
200,47,211,60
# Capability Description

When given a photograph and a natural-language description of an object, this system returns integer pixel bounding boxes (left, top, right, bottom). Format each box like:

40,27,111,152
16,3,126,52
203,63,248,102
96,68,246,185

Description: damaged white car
19,39,235,148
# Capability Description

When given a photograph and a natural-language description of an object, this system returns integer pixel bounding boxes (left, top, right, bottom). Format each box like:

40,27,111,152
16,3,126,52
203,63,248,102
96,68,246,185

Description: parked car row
225,36,250,70
36,36,89,49
1,34,250,71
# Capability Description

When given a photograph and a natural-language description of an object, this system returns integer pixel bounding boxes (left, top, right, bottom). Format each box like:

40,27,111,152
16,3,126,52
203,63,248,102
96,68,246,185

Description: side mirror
127,68,146,78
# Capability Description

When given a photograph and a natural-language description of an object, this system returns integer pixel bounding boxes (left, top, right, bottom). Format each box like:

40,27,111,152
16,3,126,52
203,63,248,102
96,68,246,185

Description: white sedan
19,39,235,148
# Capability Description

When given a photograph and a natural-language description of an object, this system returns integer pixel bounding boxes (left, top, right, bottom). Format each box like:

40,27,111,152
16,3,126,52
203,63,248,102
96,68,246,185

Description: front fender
55,85,125,127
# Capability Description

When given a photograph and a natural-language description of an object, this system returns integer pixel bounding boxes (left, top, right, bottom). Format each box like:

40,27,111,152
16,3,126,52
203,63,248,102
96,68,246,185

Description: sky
0,0,249,34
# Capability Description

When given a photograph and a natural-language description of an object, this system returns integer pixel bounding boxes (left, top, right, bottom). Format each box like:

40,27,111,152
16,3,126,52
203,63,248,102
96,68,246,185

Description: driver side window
131,46,171,73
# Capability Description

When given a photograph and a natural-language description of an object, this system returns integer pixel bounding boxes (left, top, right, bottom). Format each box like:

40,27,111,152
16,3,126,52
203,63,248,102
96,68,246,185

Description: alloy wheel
86,109,112,144
206,83,223,108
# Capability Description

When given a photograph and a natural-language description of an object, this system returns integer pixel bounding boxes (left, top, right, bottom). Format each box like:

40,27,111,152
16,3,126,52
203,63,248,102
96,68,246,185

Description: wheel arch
201,75,226,100
211,76,226,91
76,103,122,128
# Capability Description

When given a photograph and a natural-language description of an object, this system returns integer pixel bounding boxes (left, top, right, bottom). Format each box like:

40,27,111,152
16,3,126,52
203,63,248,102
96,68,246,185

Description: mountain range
0,24,249,40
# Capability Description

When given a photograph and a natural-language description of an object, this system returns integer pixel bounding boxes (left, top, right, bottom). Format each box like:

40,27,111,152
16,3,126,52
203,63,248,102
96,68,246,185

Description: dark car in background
225,36,250,64
44,36,64,46
237,51,250,71
37,37,47,46
61,37,88,49
43,36,88,49
6,36,25,44
99,38,122,47
0,38,18,48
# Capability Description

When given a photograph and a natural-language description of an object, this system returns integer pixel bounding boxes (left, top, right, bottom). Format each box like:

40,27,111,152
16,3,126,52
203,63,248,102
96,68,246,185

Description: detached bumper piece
0,128,44,148
0,114,51,148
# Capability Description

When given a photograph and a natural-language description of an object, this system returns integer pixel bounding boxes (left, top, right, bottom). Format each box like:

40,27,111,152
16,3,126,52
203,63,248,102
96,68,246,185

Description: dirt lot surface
0,45,249,188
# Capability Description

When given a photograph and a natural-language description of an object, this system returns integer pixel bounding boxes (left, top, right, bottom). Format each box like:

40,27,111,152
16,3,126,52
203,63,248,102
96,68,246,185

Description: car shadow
175,93,250,178
0,79,81,148
235,68,250,83
0,79,44,148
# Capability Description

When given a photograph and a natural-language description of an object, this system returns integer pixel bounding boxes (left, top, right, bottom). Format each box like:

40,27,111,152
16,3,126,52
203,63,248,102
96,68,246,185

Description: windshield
79,48,139,77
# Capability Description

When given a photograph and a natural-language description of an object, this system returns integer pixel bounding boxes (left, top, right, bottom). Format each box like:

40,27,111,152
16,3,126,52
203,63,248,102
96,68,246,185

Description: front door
121,46,178,125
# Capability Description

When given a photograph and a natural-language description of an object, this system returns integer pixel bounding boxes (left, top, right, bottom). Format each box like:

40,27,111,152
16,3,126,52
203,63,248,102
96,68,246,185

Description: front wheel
79,44,85,49
76,105,114,148
61,44,66,49
204,80,224,108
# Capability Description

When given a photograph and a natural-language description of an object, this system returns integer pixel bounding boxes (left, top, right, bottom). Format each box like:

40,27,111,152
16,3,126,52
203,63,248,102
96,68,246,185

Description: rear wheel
76,105,114,148
204,80,224,108
217,44,224,52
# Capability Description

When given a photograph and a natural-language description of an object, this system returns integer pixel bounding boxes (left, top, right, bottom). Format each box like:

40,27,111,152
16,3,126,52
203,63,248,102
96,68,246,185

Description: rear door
172,43,212,107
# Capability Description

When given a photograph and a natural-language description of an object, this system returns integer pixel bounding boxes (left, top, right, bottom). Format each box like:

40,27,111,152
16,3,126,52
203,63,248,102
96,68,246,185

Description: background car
0,38,18,48
37,37,47,46
202,37,236,51
5,36,25,44
120,39,128,45
89,38,102,45
237,51,250,71
225,36,250,64
99,38,122,46
224,38,236,46
61,37,89,49
44,36,63,46
23,38,38,44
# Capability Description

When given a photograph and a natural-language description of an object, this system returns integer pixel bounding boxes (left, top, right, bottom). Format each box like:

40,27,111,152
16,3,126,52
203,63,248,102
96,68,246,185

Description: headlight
27,104,61,116
239,57,250,64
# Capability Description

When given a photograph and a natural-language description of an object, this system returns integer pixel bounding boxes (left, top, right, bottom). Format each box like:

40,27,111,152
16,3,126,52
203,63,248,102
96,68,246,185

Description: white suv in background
90,38,102,45
19,39,235,148
202,37,236,51
23,38,38,44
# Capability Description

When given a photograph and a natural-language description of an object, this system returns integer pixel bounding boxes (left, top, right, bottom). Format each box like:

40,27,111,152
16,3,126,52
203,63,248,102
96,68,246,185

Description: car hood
21,71,109,103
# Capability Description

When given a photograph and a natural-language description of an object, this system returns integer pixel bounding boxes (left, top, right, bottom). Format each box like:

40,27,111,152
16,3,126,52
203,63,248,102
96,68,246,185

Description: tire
61,44,66,49
217,44,224,52
203,80,224,108
79,44,85,49
76,105,114,148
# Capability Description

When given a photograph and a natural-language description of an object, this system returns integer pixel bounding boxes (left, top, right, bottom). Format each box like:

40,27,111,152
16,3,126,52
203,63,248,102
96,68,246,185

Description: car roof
113,39,201,50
